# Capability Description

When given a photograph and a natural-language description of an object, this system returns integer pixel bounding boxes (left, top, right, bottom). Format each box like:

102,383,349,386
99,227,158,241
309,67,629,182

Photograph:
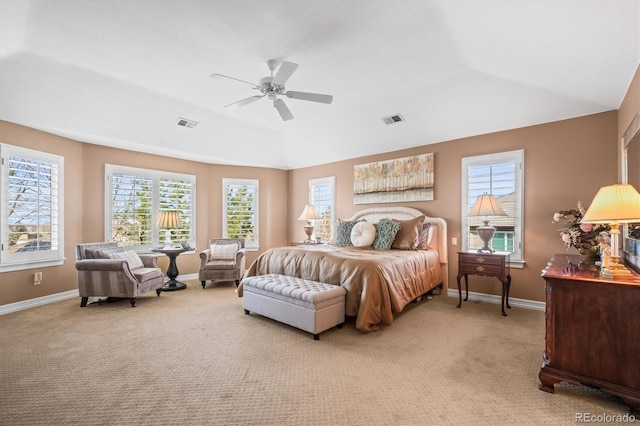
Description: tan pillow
391,215,425,250
102,249,144,270
210,243,239,260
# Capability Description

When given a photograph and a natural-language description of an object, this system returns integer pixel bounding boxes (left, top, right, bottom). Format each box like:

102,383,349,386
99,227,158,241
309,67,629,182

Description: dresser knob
476,266,485,272
476,257,486,263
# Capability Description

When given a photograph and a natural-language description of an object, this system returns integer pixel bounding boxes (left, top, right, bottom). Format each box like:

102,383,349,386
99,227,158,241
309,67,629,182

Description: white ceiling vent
176,117,199,129
382,114,404,125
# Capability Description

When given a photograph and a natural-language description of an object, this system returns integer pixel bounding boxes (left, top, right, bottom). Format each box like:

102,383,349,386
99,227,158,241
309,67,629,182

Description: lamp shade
298,205,320,221
158,211,181,228
580,184,640,224
467,193,507,217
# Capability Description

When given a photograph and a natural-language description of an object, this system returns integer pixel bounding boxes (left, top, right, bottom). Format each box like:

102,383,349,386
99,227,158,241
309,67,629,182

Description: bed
238,207,448,332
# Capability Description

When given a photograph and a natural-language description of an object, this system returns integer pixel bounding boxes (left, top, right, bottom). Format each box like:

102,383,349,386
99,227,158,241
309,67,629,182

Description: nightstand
456,251,511,316
290,241,324,246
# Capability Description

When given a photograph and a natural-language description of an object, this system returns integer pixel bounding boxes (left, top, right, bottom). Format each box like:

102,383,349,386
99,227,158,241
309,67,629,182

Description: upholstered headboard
348,206,449,289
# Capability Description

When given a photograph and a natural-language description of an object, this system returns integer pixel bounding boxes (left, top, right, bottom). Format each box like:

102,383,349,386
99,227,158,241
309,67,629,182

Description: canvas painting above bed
353,153,434,204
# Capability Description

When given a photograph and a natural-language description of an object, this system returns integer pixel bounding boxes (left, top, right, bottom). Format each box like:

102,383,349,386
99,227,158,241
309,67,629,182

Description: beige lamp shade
158,211,181,228
467,193,508,218
298,205,320,221
580,184,640,280
580,184,640,224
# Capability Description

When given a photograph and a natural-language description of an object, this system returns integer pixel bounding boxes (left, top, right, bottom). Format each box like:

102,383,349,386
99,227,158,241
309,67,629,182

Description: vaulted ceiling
1,0,638,169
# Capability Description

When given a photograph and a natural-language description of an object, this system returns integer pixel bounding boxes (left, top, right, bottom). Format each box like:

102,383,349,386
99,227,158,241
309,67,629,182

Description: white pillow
350,222,376,247
210,243,239,260
106,250,144,270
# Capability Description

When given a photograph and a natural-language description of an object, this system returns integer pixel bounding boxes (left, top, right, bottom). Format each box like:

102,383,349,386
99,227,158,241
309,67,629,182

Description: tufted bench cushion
242,274,346,340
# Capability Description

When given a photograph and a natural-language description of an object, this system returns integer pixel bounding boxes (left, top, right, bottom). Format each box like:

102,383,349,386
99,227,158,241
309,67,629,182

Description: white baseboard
1,273,200,316
446,288,545,312
0,289,79,316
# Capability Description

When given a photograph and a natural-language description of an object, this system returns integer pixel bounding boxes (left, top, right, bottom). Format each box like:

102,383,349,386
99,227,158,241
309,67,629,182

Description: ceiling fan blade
210,73,259,89
224,95,264,110
271,61,299,86
285,91,333,104
273,98,294,121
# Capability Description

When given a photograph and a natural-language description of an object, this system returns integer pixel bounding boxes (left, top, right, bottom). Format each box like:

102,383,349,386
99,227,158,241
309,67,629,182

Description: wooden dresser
539,254,640,416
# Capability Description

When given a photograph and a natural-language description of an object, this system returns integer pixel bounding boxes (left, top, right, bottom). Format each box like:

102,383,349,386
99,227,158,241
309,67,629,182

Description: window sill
0,257,65,273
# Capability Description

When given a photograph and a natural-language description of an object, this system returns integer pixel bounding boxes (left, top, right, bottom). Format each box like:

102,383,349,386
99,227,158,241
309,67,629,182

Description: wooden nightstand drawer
459,253,503,266
459,262,503,275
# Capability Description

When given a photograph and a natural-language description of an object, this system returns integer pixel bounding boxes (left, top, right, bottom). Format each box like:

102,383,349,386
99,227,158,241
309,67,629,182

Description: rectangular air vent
176,117,199,129
381,114,405,125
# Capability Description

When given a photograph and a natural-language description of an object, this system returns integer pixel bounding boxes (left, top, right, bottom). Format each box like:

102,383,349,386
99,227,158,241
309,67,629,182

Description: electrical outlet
33,272,42,285
451,237,457,246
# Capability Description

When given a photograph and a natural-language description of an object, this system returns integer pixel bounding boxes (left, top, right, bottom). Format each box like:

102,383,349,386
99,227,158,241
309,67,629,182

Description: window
105,165,195,250
223,178,258,250
308,177,335,241
1,144,64,271
461,150,524,265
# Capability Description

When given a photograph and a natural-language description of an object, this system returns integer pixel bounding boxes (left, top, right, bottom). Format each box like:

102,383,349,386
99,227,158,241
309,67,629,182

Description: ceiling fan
211,59,333,121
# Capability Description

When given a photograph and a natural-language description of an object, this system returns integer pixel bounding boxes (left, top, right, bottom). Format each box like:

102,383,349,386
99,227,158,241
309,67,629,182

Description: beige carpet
0,280,633,426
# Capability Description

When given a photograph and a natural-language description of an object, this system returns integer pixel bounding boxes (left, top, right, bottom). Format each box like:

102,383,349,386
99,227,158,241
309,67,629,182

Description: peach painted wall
288,111,619,303
0,120,288,306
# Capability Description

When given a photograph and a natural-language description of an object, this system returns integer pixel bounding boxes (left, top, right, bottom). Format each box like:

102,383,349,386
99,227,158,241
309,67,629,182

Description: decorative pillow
391,215,426,250
210,243,240,260
350,222,376,247
103,249,144,270
416,222,432,250
372,218,401,250
334,219,361,247
95,247,125,259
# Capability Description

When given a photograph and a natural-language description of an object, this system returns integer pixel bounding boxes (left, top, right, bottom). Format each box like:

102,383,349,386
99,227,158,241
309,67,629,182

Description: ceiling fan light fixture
211,60,333,121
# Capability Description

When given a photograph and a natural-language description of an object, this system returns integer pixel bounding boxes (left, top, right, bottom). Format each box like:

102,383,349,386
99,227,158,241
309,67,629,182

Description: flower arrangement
553,202,610,256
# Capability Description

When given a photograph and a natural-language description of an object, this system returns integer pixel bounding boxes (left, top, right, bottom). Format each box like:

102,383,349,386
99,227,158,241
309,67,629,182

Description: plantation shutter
223,179,258,249
309,177,335,241
111,173,153,246
159,178,193,243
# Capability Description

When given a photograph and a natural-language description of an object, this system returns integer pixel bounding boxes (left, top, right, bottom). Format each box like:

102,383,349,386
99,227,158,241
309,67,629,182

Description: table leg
500,278,508,316
162,254,187,291
456,274,468,308
506,274,512,309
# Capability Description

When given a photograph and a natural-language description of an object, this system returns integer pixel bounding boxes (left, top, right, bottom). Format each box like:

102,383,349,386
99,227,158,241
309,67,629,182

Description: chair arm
139,254,159,268
235,248,246,262
75,259,131,272
199,249,212,267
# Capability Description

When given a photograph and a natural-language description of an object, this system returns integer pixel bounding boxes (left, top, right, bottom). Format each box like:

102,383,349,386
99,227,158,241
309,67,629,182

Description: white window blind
1,144,64,271
462,150,524,263
106,165,195,249
223,178,258,250
309,177,335,241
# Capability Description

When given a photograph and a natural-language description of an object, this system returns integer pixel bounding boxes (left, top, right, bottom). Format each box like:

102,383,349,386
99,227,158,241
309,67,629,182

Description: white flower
561,233,572,245
553,213,562,222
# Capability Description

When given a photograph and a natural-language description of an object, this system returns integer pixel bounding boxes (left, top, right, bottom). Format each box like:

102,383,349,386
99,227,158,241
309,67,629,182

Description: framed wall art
353,153,434,204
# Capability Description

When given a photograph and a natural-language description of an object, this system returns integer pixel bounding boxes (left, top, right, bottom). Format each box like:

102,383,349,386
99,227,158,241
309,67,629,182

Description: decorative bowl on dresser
539,254,640,416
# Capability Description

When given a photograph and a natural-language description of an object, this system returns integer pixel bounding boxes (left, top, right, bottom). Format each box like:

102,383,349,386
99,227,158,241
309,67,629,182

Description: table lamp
580,184,640,279
467,193,508,253
158,211,181,249
298,204,320,243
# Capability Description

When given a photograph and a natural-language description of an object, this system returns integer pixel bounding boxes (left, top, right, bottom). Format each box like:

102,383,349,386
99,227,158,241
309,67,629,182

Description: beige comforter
238,245,442,332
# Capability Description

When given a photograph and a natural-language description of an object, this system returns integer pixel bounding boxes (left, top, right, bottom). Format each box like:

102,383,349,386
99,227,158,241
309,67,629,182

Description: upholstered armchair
75,242,164,307
199,238,246,288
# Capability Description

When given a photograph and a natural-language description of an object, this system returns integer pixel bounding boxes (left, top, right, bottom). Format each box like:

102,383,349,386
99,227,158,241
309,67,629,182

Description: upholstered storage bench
242,274,346,340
